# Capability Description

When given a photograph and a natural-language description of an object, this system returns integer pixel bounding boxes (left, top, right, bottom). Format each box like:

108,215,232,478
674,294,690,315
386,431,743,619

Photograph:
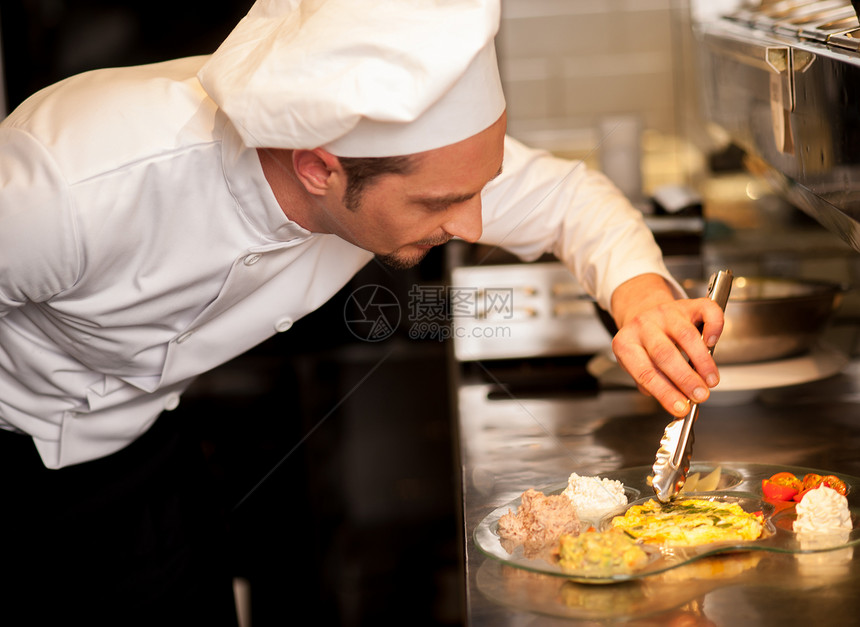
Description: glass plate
473,462,860,584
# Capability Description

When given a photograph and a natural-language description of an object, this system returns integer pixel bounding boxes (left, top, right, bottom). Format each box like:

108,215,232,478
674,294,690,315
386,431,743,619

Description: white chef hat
197,0,505,157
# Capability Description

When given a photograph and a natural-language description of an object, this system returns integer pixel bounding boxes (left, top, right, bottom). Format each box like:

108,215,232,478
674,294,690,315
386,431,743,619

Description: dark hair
339,155,416,210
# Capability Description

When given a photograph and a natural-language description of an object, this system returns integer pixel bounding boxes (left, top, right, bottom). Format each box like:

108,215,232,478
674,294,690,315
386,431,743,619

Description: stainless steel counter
454,322,860,625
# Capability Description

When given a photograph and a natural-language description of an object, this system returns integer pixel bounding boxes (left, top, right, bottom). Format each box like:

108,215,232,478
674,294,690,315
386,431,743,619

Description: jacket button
244,253,262,266
274,317,293,332
176,331,194,344
164,393,181,411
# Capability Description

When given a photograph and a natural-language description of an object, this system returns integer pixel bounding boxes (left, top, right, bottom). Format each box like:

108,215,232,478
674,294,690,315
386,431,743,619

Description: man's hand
609,273,726,417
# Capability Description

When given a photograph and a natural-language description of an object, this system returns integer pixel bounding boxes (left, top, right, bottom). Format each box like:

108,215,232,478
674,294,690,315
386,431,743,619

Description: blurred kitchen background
4,1,860,625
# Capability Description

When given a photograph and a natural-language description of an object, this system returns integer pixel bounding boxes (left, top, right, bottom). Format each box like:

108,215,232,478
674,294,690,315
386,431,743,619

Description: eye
422,200,455,212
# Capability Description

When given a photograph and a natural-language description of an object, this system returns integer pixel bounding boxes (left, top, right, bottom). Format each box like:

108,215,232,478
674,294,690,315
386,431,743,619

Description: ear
292,149,345,196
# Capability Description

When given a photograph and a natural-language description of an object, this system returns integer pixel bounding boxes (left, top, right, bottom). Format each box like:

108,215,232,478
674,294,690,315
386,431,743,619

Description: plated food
497,488,580,559
677,465,723,493
761,470,848,503
610,497,764,546
562,473,628,523
474,463,860,584
793,485,852,533
497,473,634,561
557,529,649,576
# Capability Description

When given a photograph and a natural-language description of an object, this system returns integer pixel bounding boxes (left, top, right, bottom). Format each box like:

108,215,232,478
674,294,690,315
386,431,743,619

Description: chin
376,248,429,270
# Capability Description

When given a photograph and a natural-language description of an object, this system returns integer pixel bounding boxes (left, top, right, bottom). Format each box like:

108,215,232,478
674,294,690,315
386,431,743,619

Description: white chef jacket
0,56,676,469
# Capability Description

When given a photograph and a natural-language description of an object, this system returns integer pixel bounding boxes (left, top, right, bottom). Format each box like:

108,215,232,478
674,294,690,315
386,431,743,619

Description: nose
442,196,483,243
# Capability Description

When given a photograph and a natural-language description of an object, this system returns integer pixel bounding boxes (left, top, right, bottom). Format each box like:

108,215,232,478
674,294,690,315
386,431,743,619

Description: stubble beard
376,234,453,270
346,187,451,270
376,248,429,270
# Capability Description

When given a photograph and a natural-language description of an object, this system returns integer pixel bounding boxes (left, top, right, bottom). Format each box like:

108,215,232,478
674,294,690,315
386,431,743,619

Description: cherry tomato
770,471,801,485
762,481,798,501
801,473,823,491
793,474,849,501
820,475,848,496
762,472,801,501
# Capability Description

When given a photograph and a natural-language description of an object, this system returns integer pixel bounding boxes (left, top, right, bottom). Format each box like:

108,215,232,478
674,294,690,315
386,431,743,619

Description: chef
0,0,725,622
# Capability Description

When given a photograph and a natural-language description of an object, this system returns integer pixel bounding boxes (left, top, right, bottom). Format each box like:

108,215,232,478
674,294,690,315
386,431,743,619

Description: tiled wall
497,0,685,167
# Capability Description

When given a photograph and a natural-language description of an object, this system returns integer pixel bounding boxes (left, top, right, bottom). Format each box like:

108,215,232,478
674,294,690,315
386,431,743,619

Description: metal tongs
651,269,734,502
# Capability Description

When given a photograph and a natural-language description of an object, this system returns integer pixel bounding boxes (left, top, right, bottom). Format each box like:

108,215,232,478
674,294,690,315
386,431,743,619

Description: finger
612,333,694,417
674,299,725,392
647,373,695,418
636,383,653,398
698,297,727,350
643,310,716,393
637,363,693,417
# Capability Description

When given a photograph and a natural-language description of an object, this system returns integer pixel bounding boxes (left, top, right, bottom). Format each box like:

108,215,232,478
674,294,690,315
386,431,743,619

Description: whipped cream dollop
793,485,852,533
563,473,628,522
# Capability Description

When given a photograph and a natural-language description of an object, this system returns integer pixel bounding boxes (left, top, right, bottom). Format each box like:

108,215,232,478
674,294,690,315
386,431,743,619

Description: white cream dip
793,485,852,533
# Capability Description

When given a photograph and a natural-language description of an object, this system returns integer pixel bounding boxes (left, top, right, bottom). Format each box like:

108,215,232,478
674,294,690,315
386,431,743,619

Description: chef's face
333,112,507,269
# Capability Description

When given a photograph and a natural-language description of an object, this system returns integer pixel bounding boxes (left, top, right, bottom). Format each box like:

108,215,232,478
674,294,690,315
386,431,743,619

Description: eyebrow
411,163,504,207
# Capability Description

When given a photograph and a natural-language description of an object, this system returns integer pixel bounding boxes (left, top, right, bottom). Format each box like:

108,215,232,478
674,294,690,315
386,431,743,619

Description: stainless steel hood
696,0,860,250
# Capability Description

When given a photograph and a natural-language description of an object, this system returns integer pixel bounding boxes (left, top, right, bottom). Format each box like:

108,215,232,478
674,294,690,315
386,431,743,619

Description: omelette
610,498,764,546
557,529,650,576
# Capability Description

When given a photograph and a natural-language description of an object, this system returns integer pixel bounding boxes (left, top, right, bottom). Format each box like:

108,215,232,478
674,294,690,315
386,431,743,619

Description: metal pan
682,276,846,364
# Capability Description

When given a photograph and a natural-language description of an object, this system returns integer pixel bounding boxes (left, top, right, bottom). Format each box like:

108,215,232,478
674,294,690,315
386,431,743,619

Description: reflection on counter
476,551,768,622
476,531,860,623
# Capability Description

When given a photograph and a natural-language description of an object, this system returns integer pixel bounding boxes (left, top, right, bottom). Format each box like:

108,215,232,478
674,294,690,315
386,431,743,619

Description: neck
256,148,325,232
